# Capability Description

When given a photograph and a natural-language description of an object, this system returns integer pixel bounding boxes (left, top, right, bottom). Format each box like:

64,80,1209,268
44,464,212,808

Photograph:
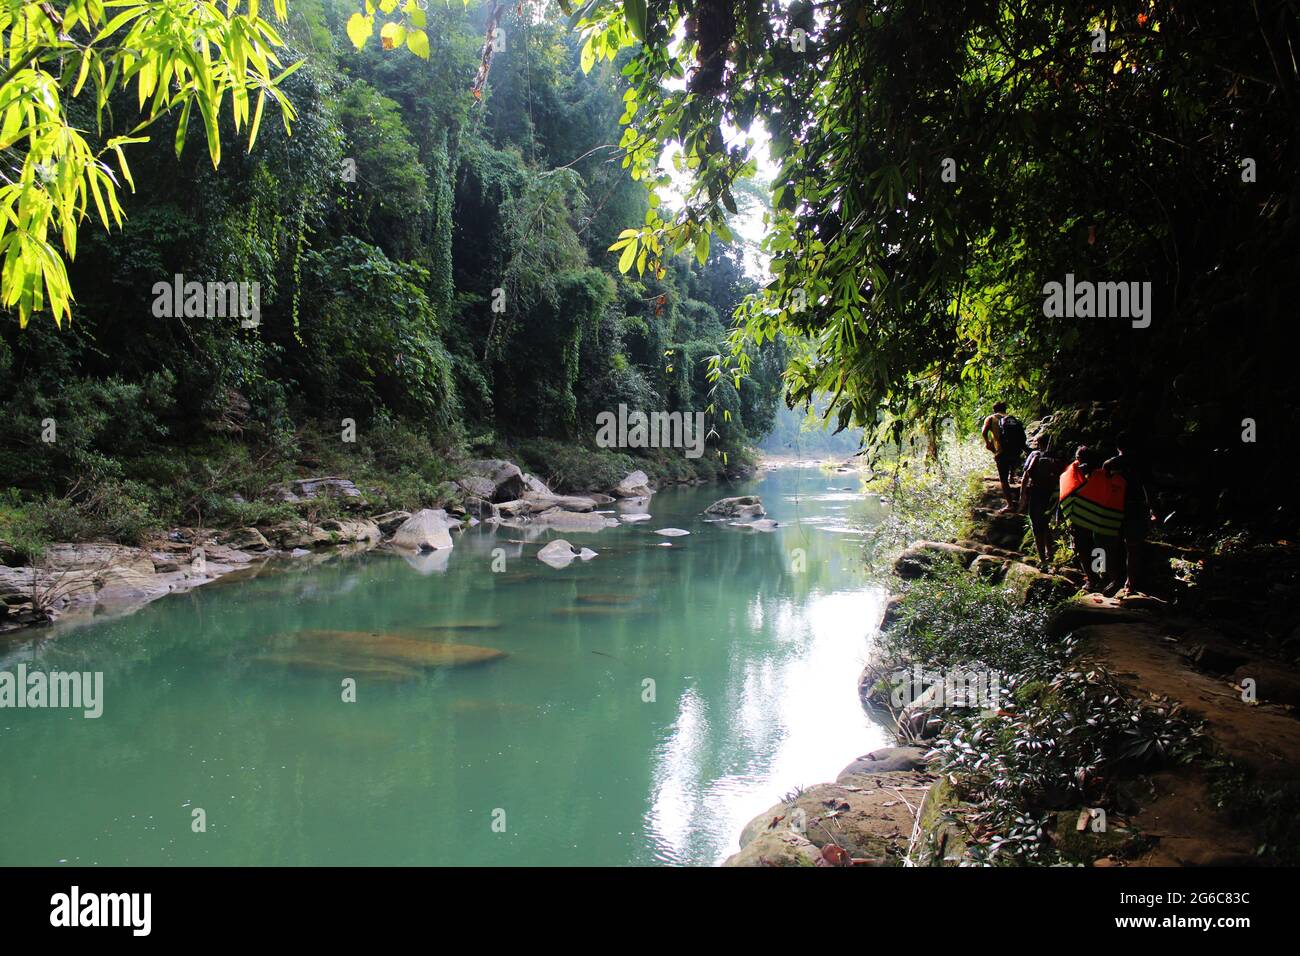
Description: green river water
0,466,890,866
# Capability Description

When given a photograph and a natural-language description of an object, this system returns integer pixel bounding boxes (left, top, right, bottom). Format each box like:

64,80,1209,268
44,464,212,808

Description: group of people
981,403,1157,597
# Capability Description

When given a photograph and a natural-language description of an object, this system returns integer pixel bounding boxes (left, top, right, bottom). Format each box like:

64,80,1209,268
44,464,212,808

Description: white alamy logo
1042,273,1151,328
50,886,151,936
595,404,706,459
0,664,102,718
151,273,260,328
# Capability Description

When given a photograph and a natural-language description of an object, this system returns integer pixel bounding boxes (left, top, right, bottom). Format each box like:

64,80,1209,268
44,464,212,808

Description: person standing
1060,445,1127,593
1020,435,1064,569
1103,432,1158,596
981,402,1028,512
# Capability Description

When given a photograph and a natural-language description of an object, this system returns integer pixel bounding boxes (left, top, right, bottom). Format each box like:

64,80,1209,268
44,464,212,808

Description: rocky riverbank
726,471,1300,867
0,459,686,638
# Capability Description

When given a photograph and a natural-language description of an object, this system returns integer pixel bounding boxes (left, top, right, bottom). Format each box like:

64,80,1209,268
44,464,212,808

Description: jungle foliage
0,1,783,543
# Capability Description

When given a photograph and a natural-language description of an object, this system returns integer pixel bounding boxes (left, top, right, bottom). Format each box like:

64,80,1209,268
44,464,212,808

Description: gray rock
705,495,766,520
220,527,271,551
461,459,526,503
837,746,930,780
537,539,580,568
390,509,455,551
528,509,619,532
654,528,690,537
613,470,654,498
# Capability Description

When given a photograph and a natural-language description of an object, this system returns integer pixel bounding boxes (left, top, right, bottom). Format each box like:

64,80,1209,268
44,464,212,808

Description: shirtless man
981,402,1027,512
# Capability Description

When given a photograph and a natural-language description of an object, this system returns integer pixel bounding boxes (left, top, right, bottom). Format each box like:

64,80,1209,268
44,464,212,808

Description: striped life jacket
1059,461,1126,536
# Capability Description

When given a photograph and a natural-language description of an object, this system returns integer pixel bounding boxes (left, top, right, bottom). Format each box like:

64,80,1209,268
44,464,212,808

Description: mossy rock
915,777,969,865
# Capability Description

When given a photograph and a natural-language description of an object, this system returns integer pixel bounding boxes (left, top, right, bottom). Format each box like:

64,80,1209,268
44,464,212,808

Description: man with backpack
981,402,1028,512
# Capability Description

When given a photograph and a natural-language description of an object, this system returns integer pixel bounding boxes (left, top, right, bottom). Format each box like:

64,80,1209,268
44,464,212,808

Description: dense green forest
2,0,1295,551
0,0,786,551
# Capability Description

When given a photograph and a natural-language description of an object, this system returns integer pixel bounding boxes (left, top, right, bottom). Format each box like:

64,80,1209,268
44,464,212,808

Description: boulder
456,476,498,500
520,492,600,513
319,518,382,544
1002,561,1077,606
613,470,654,498
894,540,980,579
705,495,766,520
372,511,412,536
837,747,931,780
459,459,526,503
522,473,552,495
390,509,455,551
273,476,364,505
654,528,690,537
528,509,619,532
722,830,823,867
41,543,156,575
220,527,271,552
265,521,334,550
969,553,1009,582
538,539,581,568
736,775,927,863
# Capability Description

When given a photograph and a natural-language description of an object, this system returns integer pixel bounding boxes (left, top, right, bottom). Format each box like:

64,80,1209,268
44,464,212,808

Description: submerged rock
277,629,508,668
654,528,690,537
255,653,423,682
390,509,455,551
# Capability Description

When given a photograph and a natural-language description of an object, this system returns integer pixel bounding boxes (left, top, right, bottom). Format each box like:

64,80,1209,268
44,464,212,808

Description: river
0,465,889,865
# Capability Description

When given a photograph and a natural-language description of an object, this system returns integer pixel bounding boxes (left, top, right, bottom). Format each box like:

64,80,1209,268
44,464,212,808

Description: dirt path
976,474,1300,864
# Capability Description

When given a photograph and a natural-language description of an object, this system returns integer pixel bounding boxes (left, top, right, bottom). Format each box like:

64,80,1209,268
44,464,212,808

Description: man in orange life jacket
981,402,1028,512
1059,445,1127,592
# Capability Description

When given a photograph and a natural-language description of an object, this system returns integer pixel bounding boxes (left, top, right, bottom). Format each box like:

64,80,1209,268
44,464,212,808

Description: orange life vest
1059,462,1127,535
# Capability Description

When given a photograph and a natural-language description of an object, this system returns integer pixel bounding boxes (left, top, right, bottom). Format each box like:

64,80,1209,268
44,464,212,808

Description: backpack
999,415,1027,454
